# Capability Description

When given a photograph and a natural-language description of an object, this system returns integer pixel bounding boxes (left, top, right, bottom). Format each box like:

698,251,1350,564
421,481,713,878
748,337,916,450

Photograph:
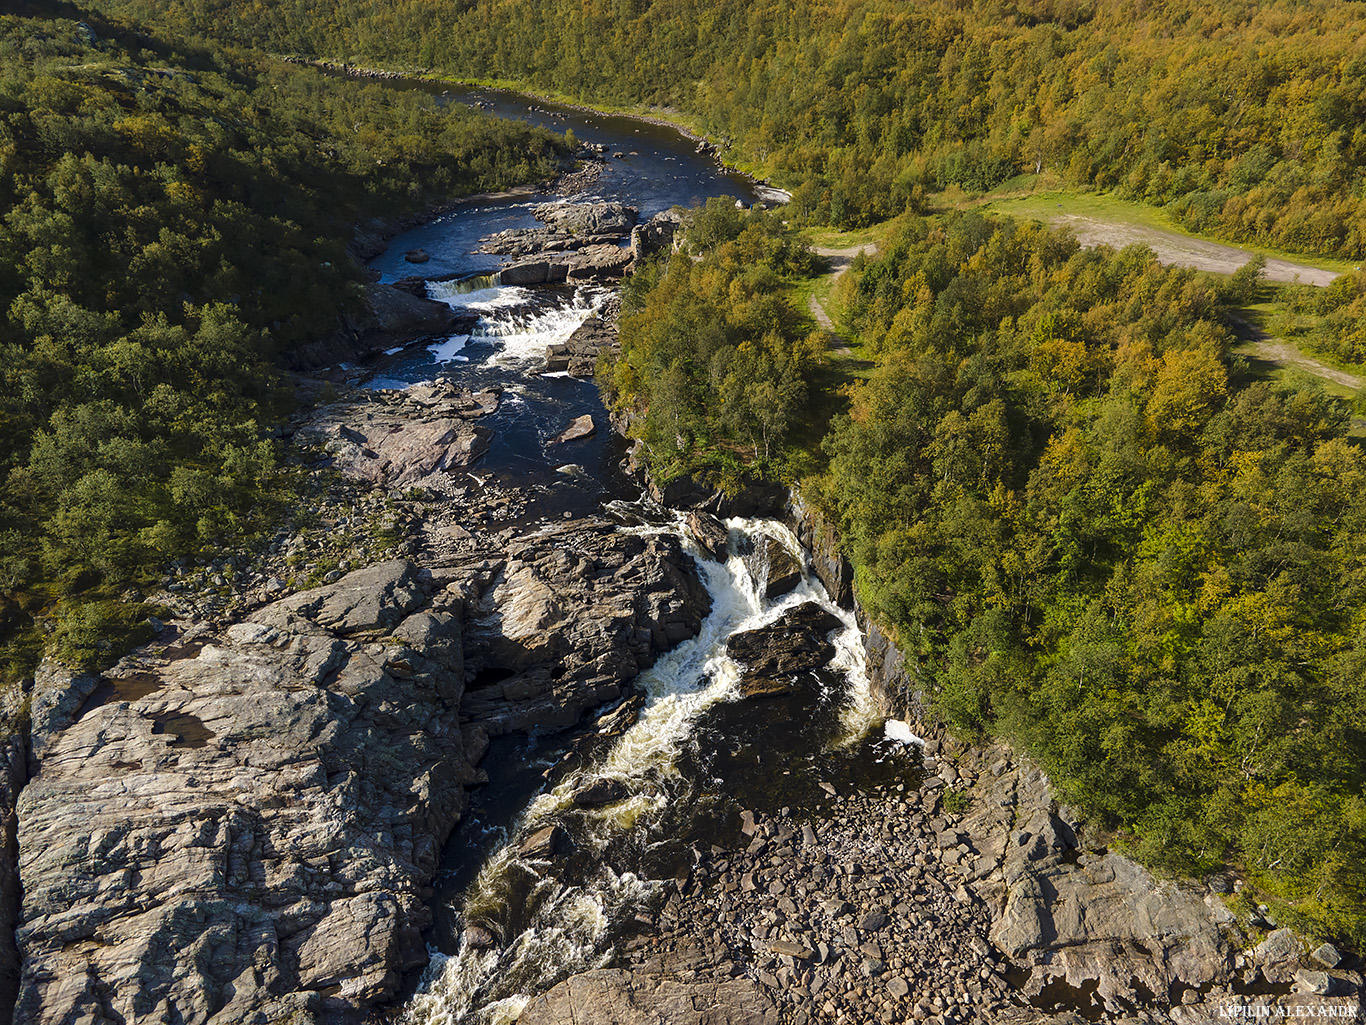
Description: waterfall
423,281,607,367
403,504,877,1025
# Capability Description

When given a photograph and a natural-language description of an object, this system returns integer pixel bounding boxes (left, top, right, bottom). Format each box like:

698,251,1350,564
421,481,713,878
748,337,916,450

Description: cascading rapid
402,505,880,1025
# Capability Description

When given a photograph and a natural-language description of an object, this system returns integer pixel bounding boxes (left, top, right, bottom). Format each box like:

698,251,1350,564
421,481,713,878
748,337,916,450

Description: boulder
549,415,595,445
726,603,843,698
1293,969,1334,996
404,248,430,263
685,510,730,561
1255,928,1304,966
519,824,570,861
740,533,803,600
571,778,630,808
500,259,568,286
463,924,499,950
1312,942,1343,968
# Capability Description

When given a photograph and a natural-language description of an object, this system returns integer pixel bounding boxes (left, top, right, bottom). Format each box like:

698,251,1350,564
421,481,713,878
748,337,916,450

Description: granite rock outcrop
14,514,711,1022
16,560,476,1023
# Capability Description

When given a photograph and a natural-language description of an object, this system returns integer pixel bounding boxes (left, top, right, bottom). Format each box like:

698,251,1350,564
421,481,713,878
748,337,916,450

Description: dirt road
809,244,876,342
1053,214,1339,286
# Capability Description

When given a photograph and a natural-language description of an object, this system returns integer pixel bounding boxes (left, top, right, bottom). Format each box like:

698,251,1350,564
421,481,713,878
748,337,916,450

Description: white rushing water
426,280,608,367
403,505,878,1025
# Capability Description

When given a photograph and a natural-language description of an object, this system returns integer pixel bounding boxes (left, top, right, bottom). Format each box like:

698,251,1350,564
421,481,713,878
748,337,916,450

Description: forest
611,207,1366,944
608,198,825,485
0,2,569,676
79,0,1366,255
814,214,1366,943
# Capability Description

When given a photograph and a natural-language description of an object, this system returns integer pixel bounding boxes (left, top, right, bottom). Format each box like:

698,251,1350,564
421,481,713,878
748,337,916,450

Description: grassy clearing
801,224,885,249
784,227,884,477
980,189,1358,277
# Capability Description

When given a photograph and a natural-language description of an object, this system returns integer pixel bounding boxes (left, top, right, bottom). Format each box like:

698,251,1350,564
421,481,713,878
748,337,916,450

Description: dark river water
345,82,920,1025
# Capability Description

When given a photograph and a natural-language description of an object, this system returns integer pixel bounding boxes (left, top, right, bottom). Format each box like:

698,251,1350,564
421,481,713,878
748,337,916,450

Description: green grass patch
801,224,886,250
982,189,1358,276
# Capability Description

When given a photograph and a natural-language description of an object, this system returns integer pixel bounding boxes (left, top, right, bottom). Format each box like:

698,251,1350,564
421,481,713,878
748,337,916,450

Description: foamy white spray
426,281,608,367
403,505,876,1024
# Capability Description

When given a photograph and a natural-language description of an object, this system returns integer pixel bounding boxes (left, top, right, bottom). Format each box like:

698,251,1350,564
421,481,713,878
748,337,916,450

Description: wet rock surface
686,509,731,561
740,532,803,600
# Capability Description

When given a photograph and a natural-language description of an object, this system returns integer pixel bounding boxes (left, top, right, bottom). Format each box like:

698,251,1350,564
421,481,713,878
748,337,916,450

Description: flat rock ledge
518,966,779,1025
294,380,501,488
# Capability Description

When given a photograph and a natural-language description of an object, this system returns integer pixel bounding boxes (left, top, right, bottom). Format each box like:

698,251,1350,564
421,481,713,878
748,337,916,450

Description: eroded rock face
291,282,459,370
740,533,803,601
458,523,712,735
14,561,477,1024
499,246,634,286
14,511,715,1024
629,211,681,261
943,742,1237,1015
685,510,730,561
545,297,621,378
727,603,843,698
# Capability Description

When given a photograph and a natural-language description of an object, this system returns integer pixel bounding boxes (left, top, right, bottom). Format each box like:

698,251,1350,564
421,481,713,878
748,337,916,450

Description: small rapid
425,280,609,368
403,505,885,1025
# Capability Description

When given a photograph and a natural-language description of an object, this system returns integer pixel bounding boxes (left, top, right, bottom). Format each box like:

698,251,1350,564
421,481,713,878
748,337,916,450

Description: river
348,84,919,1024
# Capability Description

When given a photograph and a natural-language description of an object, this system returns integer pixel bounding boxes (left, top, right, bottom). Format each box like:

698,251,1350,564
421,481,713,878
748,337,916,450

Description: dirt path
1051,214,1339,286
809,244,877,348
1227,314,1363,391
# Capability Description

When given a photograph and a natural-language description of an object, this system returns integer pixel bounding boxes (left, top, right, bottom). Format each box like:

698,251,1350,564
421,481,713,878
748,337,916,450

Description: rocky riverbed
5,173,1363,1025
525,729,1364,1025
